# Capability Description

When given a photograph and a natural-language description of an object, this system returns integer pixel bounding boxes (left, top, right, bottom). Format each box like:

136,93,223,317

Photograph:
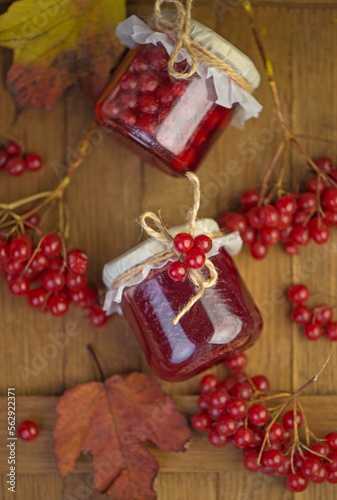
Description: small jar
96,16,261,177
103,219,262,382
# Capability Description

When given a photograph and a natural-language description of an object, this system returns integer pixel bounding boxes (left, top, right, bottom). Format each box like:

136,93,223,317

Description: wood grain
0,474,63,500
214,5,294,393
0,0,337,499
1,395,337,475
219,472,292,500
157,473,218,500
291,5,337,396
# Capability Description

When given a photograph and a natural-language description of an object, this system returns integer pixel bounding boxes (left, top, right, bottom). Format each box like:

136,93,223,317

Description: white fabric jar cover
103,218,243,316
116,15,262,129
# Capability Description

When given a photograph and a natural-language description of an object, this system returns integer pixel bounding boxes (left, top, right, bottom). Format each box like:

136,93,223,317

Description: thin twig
0,121,95,240
0,191,52,212
257,352,332,465
294,133,337,145
241,0,337,204
241,1,290,136
258,141,286,206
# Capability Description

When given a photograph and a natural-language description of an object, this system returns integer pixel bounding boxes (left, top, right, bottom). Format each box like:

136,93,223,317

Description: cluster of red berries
0,140,43,177
191,352,337,492
288,283,337,341
0,227,108,327
167,232,213,281
17,420,39,441
217,157,337,259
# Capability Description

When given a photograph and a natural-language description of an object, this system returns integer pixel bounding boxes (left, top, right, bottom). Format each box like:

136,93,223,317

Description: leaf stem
87,345,105,383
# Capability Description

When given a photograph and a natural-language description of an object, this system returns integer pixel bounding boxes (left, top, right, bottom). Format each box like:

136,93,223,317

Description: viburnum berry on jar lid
102,174,262,382
95,14,262,177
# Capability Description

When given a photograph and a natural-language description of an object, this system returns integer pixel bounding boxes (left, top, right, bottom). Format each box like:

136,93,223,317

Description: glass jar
103,220,263,382
95,16,261,177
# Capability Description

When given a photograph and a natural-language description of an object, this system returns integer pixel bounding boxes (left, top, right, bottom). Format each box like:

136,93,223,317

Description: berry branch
0,122,109,328
216,2,337,259
0,123,91,232
242,0,337,189
242,1,290,137
256,352,332,465
192,352,337,492
288,283,337,341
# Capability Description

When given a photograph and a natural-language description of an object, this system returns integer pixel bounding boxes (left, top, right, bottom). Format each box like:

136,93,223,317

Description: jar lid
190,19,260,90
103,218,218,287
116,15,262,127
103,219,243,315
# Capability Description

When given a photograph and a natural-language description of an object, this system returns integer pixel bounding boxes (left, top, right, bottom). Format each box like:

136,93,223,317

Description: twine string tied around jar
110,173,221,325
153,0,253,93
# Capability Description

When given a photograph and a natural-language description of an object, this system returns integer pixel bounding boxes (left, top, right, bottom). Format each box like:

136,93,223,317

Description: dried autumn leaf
0,0,126,112
54,372,191,500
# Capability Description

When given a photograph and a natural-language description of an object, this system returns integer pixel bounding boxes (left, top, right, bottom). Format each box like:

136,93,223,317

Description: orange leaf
0,0,126,113
54,372,191,500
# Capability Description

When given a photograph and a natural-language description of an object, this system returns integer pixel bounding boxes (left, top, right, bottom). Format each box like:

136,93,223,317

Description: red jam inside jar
118,244,262,382
95,42,236,177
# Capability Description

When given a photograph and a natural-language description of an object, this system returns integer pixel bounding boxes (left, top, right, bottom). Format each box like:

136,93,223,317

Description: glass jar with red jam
103,219,263,382
96,16,262,177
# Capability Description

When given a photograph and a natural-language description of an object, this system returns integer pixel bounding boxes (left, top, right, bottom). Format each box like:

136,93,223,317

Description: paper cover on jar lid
103,219,242,315
116,15,262,129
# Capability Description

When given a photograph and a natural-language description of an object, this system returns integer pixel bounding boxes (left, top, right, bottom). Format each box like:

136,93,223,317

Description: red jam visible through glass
121,248,262,382
95,43,235,176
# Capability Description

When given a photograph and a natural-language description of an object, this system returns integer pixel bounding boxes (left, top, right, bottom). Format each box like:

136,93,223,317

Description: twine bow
111,173,221,325
153,0,253,93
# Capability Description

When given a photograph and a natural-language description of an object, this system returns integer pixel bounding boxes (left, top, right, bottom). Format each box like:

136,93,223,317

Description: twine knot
153,0,253,92
111,173,221,325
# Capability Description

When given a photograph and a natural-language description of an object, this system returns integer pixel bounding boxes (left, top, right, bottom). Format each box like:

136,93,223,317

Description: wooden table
0,0,337,499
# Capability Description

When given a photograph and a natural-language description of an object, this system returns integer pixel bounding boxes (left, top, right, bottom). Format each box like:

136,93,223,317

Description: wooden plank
62,88,145,390
304,482,337,500
219,472,292,500
157,473,218,500
291,6,337,396
1,395,337,475
0,474,62,500
213,5,294,392
62,472,219,500
0,52,67,398
220,472,337,500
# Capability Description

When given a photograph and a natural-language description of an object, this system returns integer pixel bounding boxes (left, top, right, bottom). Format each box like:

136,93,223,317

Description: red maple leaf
0,0,126,112
54,372,191,500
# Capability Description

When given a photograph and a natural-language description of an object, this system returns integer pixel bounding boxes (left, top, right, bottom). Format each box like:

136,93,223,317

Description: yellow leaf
0,0,126,112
